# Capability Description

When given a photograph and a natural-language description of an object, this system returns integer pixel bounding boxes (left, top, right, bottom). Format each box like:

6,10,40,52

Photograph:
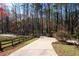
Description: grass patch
52,42,79,56
0,38,37,56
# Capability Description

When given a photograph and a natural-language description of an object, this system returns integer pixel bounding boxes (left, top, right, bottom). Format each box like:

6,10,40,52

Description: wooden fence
0,36,34,51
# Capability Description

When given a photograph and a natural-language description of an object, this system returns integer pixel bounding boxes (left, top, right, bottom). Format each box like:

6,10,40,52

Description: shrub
54,31,71,42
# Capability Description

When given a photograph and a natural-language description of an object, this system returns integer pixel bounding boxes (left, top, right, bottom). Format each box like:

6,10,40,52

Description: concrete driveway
9,36,58,56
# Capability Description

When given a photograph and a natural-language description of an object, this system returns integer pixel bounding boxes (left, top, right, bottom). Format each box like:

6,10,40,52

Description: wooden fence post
19,38,21,43
12,40,14,47
0,41,3,51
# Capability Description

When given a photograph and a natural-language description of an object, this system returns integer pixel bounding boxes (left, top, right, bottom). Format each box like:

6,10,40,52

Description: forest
0,3,79,41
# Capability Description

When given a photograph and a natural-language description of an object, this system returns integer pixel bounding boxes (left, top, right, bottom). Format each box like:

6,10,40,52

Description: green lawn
52,42,79,56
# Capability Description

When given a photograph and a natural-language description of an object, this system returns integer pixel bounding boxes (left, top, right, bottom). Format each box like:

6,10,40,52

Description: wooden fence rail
0,36,34,51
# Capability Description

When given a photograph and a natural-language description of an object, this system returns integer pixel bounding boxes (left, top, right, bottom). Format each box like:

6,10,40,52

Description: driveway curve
9,36,58,56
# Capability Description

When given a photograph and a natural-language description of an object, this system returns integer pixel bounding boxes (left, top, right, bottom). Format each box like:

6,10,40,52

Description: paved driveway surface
9,36,58,56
